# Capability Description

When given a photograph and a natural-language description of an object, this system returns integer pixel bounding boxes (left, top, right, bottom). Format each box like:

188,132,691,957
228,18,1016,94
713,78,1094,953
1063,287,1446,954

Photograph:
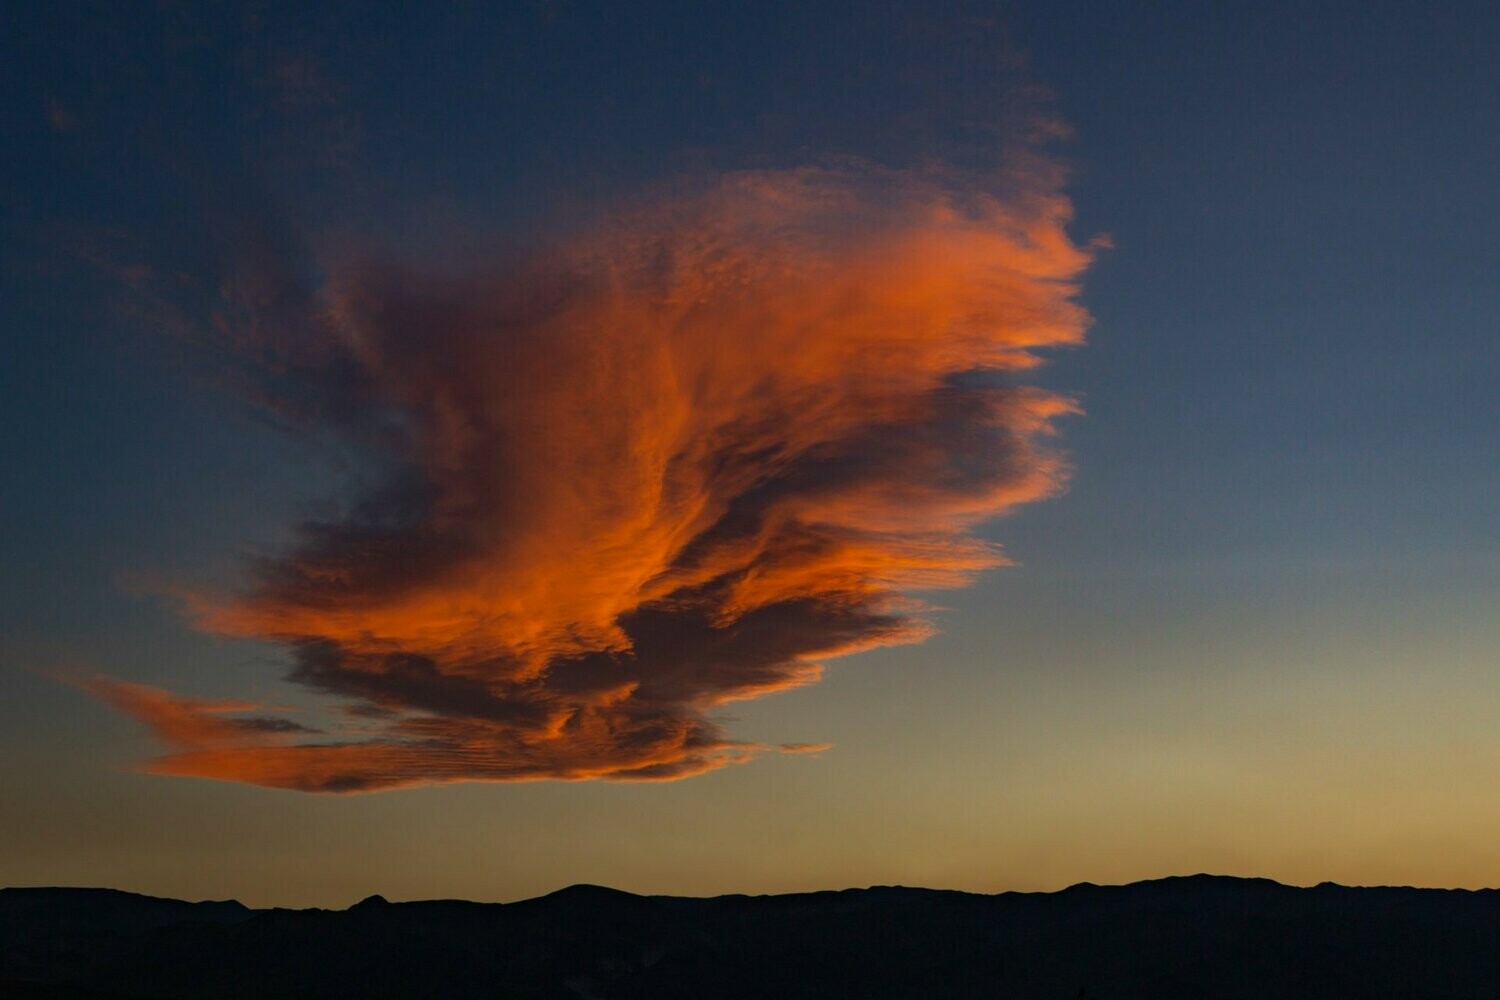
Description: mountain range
5,874,1500,998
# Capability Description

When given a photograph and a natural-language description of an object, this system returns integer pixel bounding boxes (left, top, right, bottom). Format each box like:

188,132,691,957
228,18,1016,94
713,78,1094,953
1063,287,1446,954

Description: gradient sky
3,1,1498,907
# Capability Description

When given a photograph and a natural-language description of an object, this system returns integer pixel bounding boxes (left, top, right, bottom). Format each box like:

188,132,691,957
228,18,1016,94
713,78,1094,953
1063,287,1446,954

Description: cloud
90,161,1095,792
75,676,318,750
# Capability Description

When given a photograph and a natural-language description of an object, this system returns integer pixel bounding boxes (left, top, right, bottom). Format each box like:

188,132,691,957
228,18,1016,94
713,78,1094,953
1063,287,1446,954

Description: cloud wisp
93,163,1095,791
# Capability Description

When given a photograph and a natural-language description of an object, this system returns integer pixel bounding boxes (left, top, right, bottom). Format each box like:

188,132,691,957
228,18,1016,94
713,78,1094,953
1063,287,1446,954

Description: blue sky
2,1,1498,904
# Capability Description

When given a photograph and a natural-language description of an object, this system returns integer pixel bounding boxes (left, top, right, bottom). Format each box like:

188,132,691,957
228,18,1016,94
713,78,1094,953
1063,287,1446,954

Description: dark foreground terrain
4,874,1500,999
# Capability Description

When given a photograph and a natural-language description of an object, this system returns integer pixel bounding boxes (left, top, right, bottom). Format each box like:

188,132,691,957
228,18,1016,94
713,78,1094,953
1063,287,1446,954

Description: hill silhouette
5,875,1500,998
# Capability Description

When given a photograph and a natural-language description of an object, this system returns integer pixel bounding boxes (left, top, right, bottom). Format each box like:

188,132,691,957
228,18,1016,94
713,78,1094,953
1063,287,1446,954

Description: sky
2,1,1498,907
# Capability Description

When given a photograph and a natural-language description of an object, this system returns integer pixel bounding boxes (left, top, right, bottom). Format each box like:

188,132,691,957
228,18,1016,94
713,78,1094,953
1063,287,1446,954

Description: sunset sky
3,2,1499,908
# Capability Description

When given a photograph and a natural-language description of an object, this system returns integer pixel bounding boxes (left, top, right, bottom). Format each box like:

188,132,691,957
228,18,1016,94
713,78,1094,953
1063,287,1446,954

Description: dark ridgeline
3,875,1499,999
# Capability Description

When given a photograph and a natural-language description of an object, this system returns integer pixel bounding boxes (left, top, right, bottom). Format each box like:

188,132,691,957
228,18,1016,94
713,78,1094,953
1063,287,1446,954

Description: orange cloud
91,162,1095,792
76,676,317,750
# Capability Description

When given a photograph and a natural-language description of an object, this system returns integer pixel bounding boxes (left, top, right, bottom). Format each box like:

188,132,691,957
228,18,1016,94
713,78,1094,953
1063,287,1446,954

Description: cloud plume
95,162,1095,791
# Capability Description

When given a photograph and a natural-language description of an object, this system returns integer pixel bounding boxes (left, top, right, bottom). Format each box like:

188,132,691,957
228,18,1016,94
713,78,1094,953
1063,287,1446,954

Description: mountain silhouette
4,874,1500,998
